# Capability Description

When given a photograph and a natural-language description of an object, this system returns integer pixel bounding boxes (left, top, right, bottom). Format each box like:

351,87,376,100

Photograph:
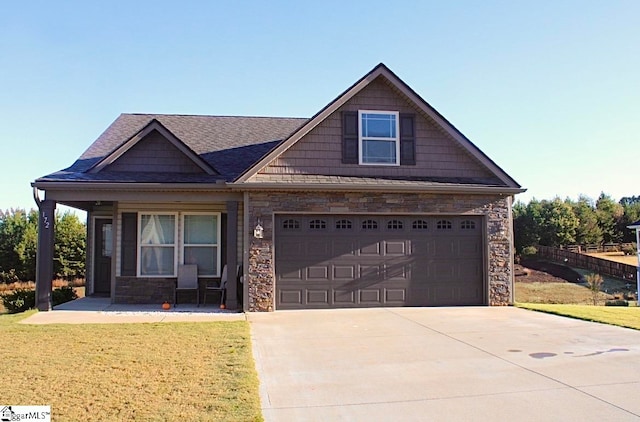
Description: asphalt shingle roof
39,114,308,182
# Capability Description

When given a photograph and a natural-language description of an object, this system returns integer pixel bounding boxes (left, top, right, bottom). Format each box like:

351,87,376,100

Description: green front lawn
517,303,640,330
0,312,262,421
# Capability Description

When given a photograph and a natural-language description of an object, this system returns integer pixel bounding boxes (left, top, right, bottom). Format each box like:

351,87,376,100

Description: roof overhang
230,182,525,195
627,220,640,230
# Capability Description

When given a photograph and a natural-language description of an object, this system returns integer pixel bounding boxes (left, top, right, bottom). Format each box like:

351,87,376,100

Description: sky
1,0,638,215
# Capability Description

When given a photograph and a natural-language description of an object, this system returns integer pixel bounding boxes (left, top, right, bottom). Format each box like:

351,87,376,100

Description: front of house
32,64,524,311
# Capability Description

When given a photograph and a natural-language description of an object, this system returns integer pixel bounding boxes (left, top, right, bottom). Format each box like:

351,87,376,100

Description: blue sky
1,0,638,213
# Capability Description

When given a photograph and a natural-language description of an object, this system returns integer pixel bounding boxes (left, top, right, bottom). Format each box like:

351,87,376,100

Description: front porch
33,194,244,312
21,296,245,325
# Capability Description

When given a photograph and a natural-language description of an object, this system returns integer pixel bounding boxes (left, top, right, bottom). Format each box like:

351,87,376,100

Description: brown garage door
275,215,484,309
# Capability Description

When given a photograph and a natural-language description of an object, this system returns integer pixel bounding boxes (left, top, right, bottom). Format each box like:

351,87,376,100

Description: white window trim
181,212,222,278
358,110,400,166
137,212,179,278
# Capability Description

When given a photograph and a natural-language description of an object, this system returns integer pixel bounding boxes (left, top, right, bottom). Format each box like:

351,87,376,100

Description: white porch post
627,220,640,307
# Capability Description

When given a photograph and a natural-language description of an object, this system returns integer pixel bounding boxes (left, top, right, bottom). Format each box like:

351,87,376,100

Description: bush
1,286,77,313
605,300,629,307
585,273,604,306
52,286,78,306
622,243,637,256
1,289,35,313
522,246,537,257
0,269,20,284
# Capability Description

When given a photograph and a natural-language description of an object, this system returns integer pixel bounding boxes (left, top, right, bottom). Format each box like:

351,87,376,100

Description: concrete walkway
248,307,640,422
20,296,245,324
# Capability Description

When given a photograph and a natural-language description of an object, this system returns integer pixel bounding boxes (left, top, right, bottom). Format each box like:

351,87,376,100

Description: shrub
622,243,637,256
1,286,77,313
52,286,78,306
0,269,20,284
522,246,537,257
1,289,35,313
605,300,629,307
585,273,604,306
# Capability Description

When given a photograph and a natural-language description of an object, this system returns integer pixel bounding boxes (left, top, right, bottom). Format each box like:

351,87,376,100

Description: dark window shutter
121,212,137,276
342,111,359,164
400,113,416,165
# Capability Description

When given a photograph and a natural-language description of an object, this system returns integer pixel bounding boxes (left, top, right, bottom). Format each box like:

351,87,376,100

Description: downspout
243,191,250,312
507,195,515,305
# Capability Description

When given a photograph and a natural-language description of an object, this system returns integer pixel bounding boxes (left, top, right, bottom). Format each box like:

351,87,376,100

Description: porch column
225,201,238,310
35,200,56,311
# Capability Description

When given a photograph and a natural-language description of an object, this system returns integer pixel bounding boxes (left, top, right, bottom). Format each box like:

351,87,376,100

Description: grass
0,313,262,422
516,303,640,330
586,252,638,266
515,282,613,305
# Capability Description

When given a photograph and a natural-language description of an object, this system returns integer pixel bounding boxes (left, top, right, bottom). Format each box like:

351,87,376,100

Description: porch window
182,213,220,277
139,213,177,276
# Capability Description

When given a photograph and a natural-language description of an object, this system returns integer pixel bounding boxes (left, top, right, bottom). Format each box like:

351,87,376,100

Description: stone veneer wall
247,191,514,311
115,277,176,304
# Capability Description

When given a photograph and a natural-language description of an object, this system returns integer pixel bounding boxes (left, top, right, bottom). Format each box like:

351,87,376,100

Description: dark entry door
94,218,112,295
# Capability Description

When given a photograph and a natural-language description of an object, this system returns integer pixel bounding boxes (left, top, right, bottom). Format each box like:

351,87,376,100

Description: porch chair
175,264,199,307
204,265,232,307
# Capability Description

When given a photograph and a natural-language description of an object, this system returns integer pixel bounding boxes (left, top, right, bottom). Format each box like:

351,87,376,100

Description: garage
275,215,485,309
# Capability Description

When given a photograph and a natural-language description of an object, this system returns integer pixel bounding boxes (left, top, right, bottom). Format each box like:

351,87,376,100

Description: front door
94,218,112,295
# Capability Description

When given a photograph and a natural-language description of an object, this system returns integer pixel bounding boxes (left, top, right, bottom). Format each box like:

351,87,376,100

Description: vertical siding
257,77,497,181
105,130,205,173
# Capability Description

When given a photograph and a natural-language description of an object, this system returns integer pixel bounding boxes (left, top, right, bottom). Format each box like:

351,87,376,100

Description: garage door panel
306,239,332,257
385,241,407,255
279,238,306,257
279,289,302,305
275,214,484,309
307,290,329,304
359,241,382,256
306,266,329,280
359,289,381,304
334,290,356,304
385,288,406,302
334,265,355,279
333,239,357,256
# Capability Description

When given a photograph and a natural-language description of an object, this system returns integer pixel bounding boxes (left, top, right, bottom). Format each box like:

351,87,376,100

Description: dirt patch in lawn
515,259,583,284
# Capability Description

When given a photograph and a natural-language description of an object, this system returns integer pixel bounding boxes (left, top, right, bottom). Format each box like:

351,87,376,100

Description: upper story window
342,111,414,166
359,110,400,165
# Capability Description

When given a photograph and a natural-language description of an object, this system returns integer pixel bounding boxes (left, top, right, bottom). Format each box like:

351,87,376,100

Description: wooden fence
536,245,637,282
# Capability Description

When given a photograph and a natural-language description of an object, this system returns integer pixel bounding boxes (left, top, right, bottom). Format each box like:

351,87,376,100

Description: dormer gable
88,119,217,175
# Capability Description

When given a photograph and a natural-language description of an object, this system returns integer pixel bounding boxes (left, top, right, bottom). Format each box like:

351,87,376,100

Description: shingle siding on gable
257,78,498,182
104,130,205,174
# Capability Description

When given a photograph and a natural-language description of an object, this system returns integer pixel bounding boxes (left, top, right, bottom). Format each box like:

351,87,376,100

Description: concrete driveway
248,307,640,421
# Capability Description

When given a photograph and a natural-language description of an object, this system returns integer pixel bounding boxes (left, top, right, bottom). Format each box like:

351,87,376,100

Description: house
32,63,525,311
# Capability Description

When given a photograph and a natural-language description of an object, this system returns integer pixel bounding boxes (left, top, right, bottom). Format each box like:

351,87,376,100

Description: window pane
184,215,217,244
140,246,174,275
362,113,396,138
184,246,217,276
363,140,396,163
140,215,175,245
102,223,112,257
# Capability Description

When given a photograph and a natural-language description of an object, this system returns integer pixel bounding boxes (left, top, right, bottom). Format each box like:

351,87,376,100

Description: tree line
0,208,86,283
514,194,640,254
